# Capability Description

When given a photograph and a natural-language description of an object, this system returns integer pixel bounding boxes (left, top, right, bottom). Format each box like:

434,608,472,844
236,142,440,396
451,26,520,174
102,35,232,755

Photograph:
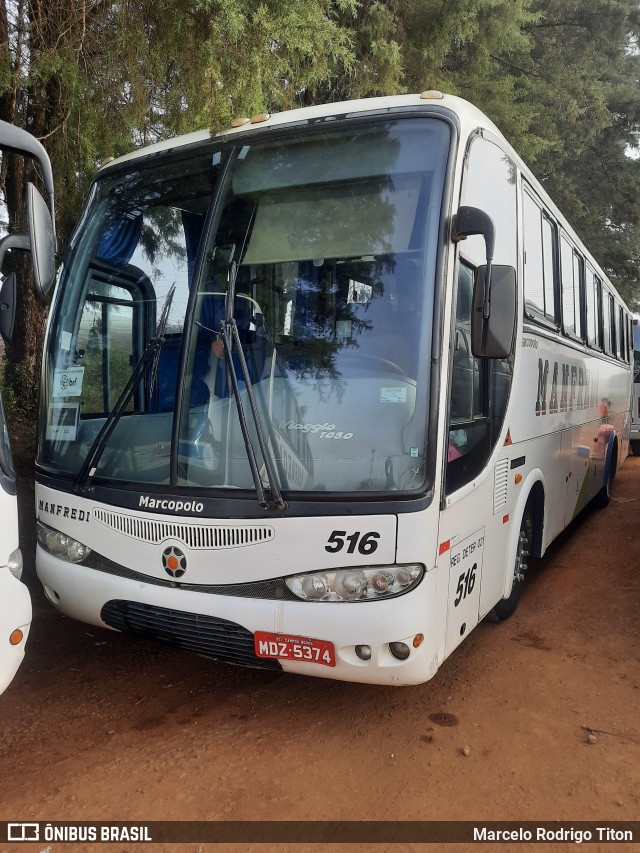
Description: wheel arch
501,470,545,601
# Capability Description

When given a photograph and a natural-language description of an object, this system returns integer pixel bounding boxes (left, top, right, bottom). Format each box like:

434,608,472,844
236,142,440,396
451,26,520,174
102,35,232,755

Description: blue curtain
97,211,143,267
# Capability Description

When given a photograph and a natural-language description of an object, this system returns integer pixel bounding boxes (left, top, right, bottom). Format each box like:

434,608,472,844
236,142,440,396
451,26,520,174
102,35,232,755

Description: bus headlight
285,564,424,602
7,548,23,579
37,521,92,564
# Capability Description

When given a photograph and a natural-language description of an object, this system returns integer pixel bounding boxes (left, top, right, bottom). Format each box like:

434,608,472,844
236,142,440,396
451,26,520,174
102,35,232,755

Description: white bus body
0,392,30,694
631,320,640,454
0,119,56,695
35,94,632,685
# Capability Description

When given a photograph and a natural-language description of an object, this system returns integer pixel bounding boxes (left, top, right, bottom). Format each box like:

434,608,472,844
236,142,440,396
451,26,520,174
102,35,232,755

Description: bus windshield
38,117,450,497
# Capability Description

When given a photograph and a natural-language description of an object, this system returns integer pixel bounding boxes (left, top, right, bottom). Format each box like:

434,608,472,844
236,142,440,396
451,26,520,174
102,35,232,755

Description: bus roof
100,93,504,172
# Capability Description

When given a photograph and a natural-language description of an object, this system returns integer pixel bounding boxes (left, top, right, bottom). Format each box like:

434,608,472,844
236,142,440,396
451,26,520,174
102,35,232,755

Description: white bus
631,320,640,455
35,93,632,685
0,120,56,695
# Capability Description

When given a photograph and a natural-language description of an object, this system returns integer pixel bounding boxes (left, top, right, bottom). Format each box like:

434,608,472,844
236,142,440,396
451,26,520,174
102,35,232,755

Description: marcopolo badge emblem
162,545,187,578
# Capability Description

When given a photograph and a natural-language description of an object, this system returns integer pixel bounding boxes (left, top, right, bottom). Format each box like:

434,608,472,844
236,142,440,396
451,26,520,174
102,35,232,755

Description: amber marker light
9,629,23,646
413,633,424,648
515,473,523,484
231,117,250,128
250,113,271,124
420,90,444,100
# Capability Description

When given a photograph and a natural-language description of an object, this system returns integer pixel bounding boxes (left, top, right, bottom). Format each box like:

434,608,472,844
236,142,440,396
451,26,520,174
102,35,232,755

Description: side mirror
472,264,516,359
27,182,56,298
0,233,31,274
0,271,17,342
0,119,55,212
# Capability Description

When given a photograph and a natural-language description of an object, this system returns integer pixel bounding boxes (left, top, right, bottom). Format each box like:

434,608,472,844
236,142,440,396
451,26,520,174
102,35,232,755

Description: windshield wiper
74,285,176,492
222,262,287,512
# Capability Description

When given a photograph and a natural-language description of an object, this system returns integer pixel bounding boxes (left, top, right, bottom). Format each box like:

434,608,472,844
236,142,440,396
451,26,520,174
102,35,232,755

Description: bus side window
585,265,599,349
446,263,490,493
449,263,481,427
75,264,150,416
523,191,557,325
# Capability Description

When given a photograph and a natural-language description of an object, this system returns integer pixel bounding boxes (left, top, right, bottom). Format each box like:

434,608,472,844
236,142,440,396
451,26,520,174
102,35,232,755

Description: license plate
254,631,336,667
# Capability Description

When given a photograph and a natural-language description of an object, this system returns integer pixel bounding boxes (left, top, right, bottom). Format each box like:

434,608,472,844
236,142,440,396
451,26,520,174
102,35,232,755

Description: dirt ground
1,450,639,853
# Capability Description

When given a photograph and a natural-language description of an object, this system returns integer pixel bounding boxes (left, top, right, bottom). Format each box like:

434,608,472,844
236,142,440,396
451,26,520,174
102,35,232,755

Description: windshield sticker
348,279,372,304
380,387,407,404
53,366,84,398
335,319,352,341
279,420,354,440
46,403,80,441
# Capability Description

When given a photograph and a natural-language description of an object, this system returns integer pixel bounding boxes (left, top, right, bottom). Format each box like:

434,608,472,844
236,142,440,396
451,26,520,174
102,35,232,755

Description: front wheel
491,504,534,621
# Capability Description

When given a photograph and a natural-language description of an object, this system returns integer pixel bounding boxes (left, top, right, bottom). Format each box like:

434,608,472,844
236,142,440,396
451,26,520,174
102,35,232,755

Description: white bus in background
631,319,640,455
35,93,632,686
0,121,56,695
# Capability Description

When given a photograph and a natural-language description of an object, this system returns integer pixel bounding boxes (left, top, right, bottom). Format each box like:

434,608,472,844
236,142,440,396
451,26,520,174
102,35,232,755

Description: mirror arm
483,257,494,320
0,233,31,273
452,206,496,318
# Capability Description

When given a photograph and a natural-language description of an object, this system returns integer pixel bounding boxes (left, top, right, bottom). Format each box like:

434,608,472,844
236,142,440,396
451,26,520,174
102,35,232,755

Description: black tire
593,439,617,509
492,503,534,621
631,440,640,457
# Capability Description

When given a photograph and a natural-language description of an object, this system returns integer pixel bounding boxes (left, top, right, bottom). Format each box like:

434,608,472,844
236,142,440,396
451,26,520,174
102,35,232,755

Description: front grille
93,508,274,549
101,600,281,670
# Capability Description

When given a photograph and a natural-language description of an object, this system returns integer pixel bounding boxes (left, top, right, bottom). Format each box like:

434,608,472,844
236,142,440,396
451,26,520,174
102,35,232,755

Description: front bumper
36,546,439,686
0,570,31,695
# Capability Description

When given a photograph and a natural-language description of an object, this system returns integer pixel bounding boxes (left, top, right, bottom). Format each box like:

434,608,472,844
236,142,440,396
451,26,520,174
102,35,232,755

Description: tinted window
585,265,599,348
560,234,584,339
462,137,517,269
523,188,556,324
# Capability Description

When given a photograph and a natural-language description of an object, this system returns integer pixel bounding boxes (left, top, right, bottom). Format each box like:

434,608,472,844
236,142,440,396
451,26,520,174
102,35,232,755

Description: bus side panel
0,480,19,566
0,480,30,695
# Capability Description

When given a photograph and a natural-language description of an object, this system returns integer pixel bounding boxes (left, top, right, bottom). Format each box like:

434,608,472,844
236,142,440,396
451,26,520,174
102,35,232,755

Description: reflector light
9,629,23,646
231,117,250,128
250,113,271,124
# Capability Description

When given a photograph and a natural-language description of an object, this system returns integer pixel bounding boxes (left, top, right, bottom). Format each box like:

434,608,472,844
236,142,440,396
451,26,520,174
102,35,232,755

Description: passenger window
602,288,611,354
609,294,617,356
523,188,556,324
585,266,599,348
560,234,584,340
618,305,625,360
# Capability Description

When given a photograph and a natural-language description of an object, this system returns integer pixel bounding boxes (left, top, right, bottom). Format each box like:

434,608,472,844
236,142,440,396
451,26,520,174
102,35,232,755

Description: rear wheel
492,503,534,621
593,439,617,509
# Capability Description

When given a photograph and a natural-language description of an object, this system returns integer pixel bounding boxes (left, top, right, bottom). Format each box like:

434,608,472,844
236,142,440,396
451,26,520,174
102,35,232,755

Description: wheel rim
514,514,532,585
